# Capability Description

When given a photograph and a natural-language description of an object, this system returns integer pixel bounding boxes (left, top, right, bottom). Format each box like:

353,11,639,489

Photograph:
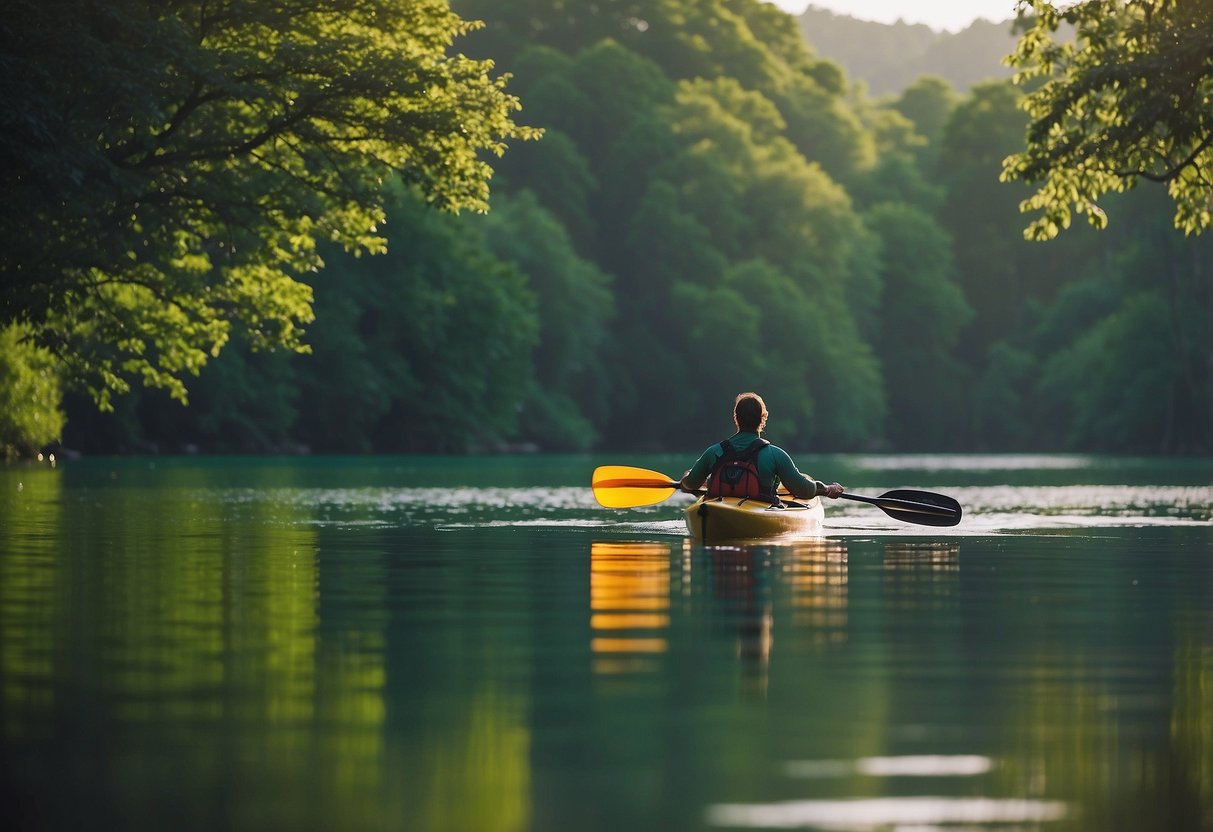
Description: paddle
591,465,962,526
837,489,962,527
591,465,685,507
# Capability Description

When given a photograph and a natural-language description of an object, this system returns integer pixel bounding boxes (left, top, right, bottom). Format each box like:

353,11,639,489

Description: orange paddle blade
591,465,681,508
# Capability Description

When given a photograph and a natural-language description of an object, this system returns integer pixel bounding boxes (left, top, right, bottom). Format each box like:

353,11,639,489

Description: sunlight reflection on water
785,755,992,778
854,454,1097,471
706,796,1070,829
225,482,1211,534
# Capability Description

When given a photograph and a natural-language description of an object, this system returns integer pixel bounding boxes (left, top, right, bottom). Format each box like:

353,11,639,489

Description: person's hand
822,482,844,499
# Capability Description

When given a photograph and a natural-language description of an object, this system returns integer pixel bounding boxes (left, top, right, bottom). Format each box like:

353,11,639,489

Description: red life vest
706,438,774,501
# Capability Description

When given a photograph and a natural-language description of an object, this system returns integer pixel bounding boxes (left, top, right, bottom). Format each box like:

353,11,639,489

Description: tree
893,75,960,151
294,187,539,453
0,0,538,409
1004,0,1213,239
720,258,885,449
0,325,65,459
849,102,943,211
936,82,1045,351
1025,188,1213,452
474,191,615,450
865,203,971,449
1037,294,1184,449
607,179,730,446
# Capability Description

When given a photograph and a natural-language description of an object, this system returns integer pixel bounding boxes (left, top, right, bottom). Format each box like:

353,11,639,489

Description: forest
2,0,1210,457
794,6,1019,95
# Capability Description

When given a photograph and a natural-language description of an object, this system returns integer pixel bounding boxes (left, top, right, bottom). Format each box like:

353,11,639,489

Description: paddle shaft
839,492,956,517
593,474,800,500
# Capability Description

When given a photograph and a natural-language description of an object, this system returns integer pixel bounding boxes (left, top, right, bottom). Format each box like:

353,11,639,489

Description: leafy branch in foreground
0,0,539,408
1003,0,1213,239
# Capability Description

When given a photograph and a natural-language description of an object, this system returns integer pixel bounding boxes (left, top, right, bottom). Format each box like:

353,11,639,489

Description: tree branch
1117,132,1213,182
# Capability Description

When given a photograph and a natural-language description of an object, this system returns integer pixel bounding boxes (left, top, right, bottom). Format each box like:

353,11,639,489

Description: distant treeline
54,0,1213,455
796,6,1019,96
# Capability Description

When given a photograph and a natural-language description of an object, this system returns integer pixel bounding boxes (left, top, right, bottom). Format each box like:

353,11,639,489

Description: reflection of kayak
684,495,824,543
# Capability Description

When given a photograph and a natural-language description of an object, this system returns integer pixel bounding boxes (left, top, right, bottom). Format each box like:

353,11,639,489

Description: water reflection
882,541,961,570
707,796,1070,828
0,466,61,742
0,465,397,830
1172,638,1213,828
704,545,775,665
588,540,854,692
407,685,532,832
3,456,1211,831
785,754,993,778
783,540,849,644
882,541,961,614
589,542,672,675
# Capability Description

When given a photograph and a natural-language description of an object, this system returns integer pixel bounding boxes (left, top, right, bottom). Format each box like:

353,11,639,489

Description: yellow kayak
683,495,824,543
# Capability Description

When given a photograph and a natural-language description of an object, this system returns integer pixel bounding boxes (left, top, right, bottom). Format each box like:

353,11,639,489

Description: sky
770,1,1021,32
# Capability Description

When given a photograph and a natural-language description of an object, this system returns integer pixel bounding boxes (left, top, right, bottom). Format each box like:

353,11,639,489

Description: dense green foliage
1005,0,1213,238
6,0,1210,455
0,326,65,460
0,0,537,412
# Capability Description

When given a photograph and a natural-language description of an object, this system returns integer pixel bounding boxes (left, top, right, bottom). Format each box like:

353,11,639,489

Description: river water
1,454,1210,831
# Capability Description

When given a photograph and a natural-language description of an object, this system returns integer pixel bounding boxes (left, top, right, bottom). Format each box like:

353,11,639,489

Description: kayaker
680,392,844,504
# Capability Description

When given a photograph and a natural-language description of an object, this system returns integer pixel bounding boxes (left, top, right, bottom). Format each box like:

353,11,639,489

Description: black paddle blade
877,489,963,527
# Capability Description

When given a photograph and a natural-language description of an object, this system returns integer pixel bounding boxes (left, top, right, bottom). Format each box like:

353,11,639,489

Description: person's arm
681,446,719,492
770,446,843,499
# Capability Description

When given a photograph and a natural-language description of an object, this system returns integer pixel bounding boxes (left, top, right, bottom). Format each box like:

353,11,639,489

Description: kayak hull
683,496,824,543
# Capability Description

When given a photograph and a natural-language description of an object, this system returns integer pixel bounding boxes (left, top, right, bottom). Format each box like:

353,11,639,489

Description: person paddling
680,392,843,504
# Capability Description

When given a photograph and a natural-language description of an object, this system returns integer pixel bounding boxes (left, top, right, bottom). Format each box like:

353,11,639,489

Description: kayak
591,464,961,532
683,495,825,543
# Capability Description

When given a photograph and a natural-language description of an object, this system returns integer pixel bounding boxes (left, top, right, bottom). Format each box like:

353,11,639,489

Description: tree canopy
5,0,1210,456
1004,0,1213,238
0,0,538,408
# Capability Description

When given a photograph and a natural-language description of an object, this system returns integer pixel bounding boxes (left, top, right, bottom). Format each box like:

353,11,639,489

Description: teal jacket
682,431,822,500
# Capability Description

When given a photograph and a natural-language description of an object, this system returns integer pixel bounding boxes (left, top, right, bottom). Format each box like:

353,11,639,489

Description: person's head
733,392,768,433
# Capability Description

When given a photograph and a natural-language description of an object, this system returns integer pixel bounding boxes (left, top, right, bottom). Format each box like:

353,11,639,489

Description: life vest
706,438,775,501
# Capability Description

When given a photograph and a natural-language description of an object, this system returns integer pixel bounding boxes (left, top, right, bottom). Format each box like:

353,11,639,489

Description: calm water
1,454,1211,832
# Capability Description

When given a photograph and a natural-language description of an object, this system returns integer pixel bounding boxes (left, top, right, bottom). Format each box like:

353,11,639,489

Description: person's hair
733,392,768,433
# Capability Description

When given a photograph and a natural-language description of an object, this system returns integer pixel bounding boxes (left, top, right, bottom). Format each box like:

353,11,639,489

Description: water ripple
195,481,1211,533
